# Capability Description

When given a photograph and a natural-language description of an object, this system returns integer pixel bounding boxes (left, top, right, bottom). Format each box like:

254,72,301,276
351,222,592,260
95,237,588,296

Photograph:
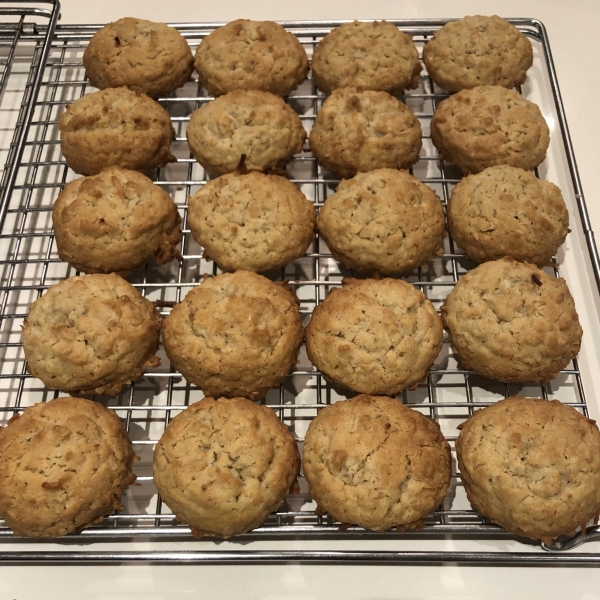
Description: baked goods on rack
447,165,569,266
305,278,443,395
59,87,176,175
430,85,549,174
456,396,600,544
303,395,451,531
309,87,422,178
194,19,308,96
83,17,193,98
52,167,182,275
0,397,137,538
187,171,315,273
311,20,421,95
423,15,533,92
153,397,300,538
317,168,445,274
186,90,306,175
22,273,161,396
161,271,303,400
441,258,582,383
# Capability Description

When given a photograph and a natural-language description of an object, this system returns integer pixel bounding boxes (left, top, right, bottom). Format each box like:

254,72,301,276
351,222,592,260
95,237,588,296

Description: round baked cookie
305,278,443,395
317,169,445,274
456,396,600,543
162,271,303,400
303,395,451,531
430,86,550,174
0,397,137,538
309,88,422,178
311,20,421,95
448,165,569,267
23,273,161,395
59,87,175,176
83,18,193,98
441,258,582,383
423,15,533,92
188,171,316,272
194,19,308,97
53,167,182,274
186,90,306,176
153,397,300,538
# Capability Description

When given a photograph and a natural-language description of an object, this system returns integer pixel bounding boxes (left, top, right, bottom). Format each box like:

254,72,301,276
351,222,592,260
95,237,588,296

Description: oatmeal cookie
441,258,582,383
311,20,421,95
186,90,306,176
162,271,303,400
23,273,161,395
188,171,315,272
317,168,445,274
0,397,137,538
83,17,193,98
305,278,443,395
194,19,308,97
59,87,176,175
153,397,300,538
53,167,182,274
423,16,533,92
303,395,451,531
448,165,569,266
430,85,549,174
456,396,600,544
309,88,422,178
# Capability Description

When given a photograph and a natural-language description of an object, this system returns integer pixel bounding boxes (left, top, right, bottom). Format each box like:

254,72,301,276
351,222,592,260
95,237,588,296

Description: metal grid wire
0,17,598,563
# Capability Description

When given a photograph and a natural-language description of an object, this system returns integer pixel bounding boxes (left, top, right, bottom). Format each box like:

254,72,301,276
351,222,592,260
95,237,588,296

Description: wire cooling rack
1,8,600,564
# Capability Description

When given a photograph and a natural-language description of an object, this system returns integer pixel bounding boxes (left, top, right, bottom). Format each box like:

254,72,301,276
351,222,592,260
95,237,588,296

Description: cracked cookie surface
303,394,451,531
305,278,443,395
311,20,421,95
430,85,549,174
441,258,582,383
194,19,308,97
448,165,569,267
83,17,193,98
309,87,422,178
317,168,445,274
456,396,600,543
188,171,315,272
162,271,303,400
53,167,181,274
0,397,137,538
23,273,162,395
153,396,300,538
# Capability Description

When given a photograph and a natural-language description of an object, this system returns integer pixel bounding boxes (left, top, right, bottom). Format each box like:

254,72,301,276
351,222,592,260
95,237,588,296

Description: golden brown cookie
0,397,137,538
305,278,443,395
441,258,582,383
317,169,445,274
430,86,549,174
309,87,422,178
83,17,193,98
311,20,421,95
162,271,303,400
53,167,182,274
448,165,569,267
188,171,315,272
194,19,308,97
456,396,600,544
186,90,306,176
303,395,451,531
423,16,533,92
153,397,300,538
23,274,161,395
59,87,175,176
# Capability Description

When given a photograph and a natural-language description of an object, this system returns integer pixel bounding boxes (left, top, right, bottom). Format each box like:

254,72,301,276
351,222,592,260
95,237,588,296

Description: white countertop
5,0,600,598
